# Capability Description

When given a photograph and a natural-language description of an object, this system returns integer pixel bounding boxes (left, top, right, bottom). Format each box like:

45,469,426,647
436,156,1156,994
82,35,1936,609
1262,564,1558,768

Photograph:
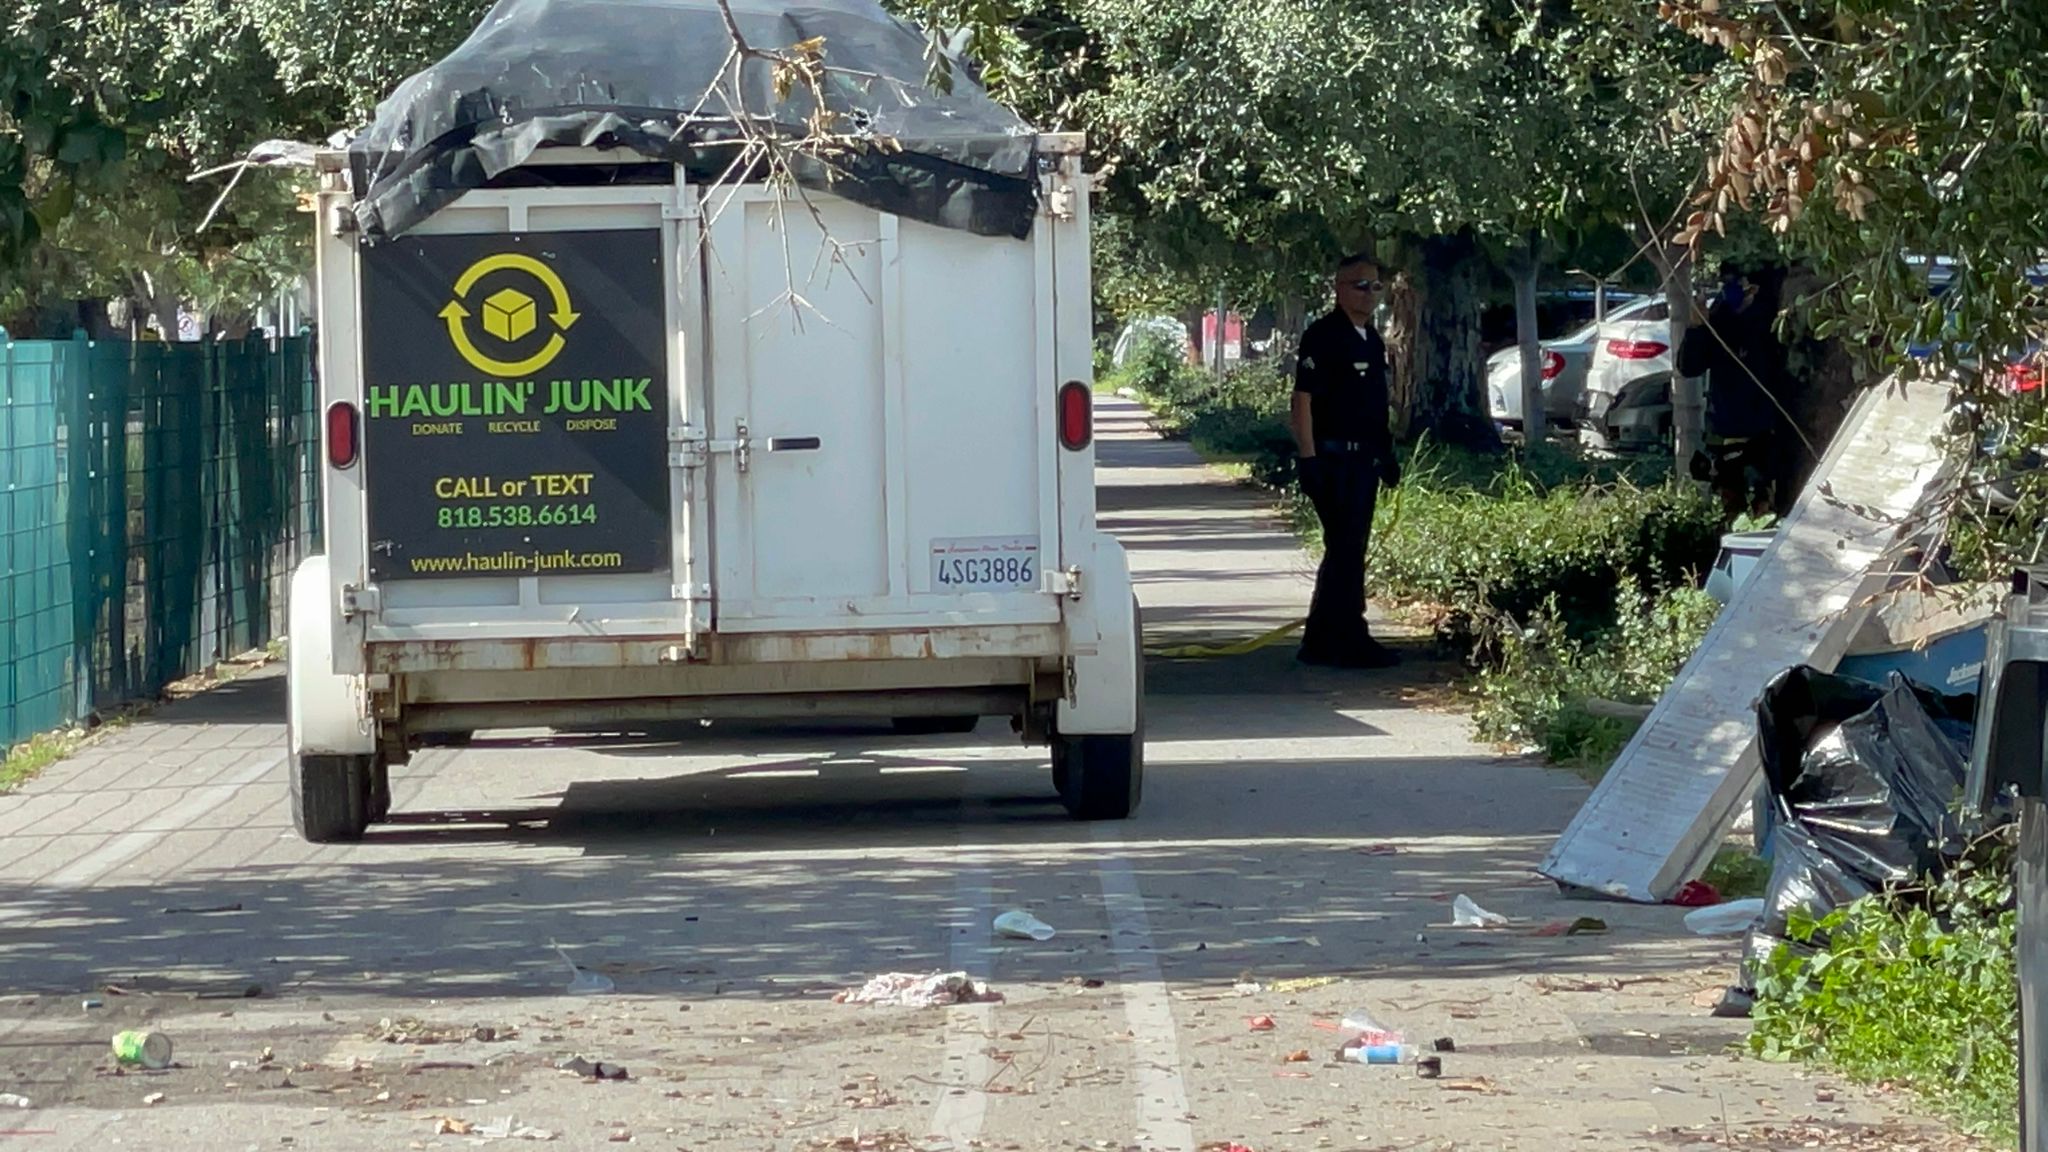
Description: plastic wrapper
345,0,1041,243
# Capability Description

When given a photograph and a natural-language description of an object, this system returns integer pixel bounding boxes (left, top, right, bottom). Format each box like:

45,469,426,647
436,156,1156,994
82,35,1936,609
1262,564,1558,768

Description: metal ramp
1539,377,1957,903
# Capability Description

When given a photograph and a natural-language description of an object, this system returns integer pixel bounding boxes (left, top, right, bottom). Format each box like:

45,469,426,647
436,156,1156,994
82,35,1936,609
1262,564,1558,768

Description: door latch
669,419,820,473
670,419,751,471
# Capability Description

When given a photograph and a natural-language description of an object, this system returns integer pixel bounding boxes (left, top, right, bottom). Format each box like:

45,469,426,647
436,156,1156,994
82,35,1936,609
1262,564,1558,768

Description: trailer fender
1057,532,1139,735
288,555,373,757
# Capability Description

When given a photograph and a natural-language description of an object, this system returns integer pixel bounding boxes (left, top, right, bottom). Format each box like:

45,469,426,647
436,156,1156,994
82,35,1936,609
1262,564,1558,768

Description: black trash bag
1738,819,1879,993
1732,666,1979,999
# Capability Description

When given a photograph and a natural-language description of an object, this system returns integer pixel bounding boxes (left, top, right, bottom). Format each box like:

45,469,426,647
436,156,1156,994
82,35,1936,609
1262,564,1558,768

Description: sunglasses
1347,279,1384,292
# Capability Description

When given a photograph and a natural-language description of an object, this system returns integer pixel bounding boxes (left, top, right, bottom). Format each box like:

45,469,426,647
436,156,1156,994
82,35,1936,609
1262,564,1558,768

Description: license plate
931,536,1040,592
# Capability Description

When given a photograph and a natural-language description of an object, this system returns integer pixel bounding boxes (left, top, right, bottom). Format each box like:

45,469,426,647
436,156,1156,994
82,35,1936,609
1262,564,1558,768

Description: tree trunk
1659,243,1704,466
1384,232,1499,449
1275,290,1307,367
1513,250,1546,445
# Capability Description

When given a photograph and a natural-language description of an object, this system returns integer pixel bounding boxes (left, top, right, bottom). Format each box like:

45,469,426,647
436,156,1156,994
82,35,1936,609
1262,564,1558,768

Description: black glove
1297,454,1323,497
1377,454,1402,490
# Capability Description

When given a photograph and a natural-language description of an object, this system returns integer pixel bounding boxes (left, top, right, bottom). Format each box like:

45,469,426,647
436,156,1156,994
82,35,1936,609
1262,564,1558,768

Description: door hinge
1047,565,1083,600
669,420,750,471
340,583,381,619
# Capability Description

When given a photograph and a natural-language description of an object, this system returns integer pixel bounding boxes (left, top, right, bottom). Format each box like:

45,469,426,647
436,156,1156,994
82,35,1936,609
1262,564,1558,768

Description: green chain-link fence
1,332,321,748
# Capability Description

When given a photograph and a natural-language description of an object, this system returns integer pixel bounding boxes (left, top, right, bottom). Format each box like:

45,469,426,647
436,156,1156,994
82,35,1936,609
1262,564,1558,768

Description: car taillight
1541,350,1565,380
1058,381,1092,450
326,401,359,469
2007,361,2044,393
1605,339,1669,360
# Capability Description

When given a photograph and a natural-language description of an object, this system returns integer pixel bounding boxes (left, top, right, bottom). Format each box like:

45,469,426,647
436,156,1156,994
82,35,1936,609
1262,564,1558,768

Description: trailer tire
290,740,370,844
367,759,392,825
1055,598,1145,820
891,716,981,736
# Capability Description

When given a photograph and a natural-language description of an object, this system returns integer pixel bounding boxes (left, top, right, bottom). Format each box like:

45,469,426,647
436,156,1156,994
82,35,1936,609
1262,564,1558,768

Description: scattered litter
474,1117,560,1141
0,1095,28,1109
607,1132,631,1143
1339,1007,1403,1046
1684,897,1767,936
1268,975,1339,994
143,1092,166,1106
1338,1041,1416,1066
1668,880,1724,907
161,902,243,915
1533,916,1610,937
1416,1056,1443,1079
111,1029,174,1069
553,943,615,995
1433,1037,1456,1052
1231,981,1264,997
1451,895,1509,928
370,1017,514,1045
1247,1015,1276,1032
437,1117,476,1135
1065,976,1105,990
1283,1049,1311,1063
1691,986,1727,1008
993,910,1056,941
81,999,103,1011
558,1057,629,1081
833,972,1002,1008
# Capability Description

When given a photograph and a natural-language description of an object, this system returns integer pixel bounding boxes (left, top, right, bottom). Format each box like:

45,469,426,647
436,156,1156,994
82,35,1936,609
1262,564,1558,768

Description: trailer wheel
1055,597,1145,821
289,739,370,844
891,716,981,736
366,758,392,825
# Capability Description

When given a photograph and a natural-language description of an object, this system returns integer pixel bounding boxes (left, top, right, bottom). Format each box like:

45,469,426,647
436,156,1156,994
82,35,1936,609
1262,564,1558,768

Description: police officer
1290,253,1400,669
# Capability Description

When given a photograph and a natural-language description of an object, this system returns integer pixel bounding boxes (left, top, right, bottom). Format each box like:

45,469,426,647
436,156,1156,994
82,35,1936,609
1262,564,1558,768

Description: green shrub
1471,576,1720,767
1370,447,1724,644
1751,828,2018,1143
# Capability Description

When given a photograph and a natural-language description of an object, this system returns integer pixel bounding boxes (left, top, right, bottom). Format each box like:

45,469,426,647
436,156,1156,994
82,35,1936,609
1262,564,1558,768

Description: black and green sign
359,229,669,580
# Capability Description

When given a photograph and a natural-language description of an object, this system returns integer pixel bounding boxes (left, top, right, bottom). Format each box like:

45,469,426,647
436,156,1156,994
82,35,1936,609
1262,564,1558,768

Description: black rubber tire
1056,597,1145,821
891,715,981,736
290,750,369,843
418,730,474,748
366,759,392,825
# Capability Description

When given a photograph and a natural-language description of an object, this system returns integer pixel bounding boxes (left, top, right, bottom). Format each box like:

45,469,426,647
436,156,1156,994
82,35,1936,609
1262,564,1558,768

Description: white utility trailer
284,0,1141,841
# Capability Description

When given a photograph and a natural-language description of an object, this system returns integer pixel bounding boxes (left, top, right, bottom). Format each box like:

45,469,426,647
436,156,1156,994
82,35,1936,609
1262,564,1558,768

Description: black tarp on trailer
345,0,1040,243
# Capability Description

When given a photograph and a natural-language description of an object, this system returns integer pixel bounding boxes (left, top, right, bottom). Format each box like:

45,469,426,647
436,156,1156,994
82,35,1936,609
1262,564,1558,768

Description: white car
1577,298,1678,450
1488,297,1661,431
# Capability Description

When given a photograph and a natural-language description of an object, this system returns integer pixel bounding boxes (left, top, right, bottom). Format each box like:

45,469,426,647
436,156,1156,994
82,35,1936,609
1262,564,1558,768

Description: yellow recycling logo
438,252,581,377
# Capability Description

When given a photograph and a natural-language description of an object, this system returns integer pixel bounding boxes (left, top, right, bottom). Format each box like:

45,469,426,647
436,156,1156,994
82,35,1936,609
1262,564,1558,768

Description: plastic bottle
1339,1041,1418,1066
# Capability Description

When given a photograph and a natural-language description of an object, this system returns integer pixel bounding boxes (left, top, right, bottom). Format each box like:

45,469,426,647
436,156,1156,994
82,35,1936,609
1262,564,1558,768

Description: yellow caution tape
1145,618,1307,659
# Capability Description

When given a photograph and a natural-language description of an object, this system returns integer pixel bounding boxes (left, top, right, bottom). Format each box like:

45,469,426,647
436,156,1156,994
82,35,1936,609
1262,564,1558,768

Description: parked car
1578,298,1677,450
1488,296,1660,432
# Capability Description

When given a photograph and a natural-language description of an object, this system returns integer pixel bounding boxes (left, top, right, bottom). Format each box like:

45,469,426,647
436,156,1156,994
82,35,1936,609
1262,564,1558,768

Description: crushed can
111,1030,173,1069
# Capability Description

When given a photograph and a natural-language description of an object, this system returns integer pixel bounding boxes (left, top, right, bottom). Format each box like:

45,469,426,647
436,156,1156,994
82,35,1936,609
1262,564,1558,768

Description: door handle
765,436,822,452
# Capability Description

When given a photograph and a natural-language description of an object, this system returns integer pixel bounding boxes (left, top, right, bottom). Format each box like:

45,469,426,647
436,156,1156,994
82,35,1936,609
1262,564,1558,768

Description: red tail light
1605,339,1669,361
1541,350,1565,380
2007,361,2044,393
326,401,360,469
1058,381,1092,450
